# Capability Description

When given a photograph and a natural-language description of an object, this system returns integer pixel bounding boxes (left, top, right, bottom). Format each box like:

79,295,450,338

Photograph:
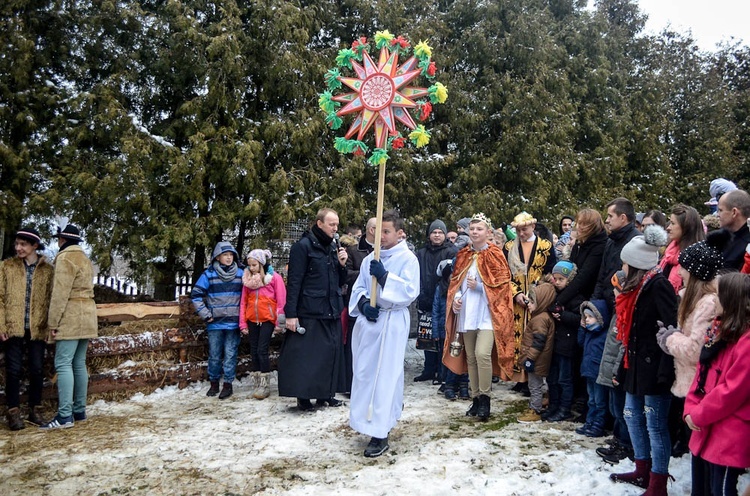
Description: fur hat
428,219,447,237
511,211,536,228
15,227,45,250
246,249,272,266
552,261,577,280
620,225,668,270
212,241,238,262
678,232,725,281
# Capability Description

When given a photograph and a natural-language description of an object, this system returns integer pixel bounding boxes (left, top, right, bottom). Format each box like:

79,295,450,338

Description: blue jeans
624,392,672,474
585,377,608,428
609,387,632,448
54,339,89,418
207,329,241,383
547,353,574,410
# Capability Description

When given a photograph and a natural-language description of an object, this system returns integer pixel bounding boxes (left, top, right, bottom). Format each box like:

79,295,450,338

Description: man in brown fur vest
0,227,54,430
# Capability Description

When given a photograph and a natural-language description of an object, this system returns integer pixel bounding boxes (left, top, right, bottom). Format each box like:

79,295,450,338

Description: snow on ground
2,340,748,495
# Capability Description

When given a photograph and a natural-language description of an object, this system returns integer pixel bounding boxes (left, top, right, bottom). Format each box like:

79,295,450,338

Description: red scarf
615,268,660,368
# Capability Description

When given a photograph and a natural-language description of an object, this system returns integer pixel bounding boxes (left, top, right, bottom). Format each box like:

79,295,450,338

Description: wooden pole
370,160,387,306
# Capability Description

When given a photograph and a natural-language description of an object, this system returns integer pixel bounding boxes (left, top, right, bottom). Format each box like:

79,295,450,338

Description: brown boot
27,406,45,426
641,472,670,496
610,458,651,488
7,407,25,431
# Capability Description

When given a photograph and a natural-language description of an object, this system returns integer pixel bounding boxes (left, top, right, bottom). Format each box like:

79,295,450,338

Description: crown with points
470,212,493,229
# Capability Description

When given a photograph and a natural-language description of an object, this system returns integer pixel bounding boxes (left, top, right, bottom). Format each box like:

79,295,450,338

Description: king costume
348,240,420,439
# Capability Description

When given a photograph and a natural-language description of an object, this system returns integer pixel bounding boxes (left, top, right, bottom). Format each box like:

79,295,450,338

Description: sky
635,0,750,51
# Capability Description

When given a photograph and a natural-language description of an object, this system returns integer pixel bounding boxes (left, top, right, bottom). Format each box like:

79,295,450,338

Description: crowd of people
2,179,750,495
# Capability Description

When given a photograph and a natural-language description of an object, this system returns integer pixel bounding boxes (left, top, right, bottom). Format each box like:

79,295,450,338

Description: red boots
641,472,670,496
610,459,651,488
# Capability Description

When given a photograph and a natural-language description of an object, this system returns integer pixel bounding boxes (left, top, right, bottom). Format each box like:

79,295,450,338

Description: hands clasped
656,320,679,354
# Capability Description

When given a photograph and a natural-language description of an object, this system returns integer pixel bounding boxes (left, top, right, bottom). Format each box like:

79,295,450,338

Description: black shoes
218,382,233,399
476,394,491,421
597,440,634,465
364,436,389,458
413,372,434,382
316,397,343,407
545,408,573,422
297,399,314,411
206,381,220,397
466,397,479,416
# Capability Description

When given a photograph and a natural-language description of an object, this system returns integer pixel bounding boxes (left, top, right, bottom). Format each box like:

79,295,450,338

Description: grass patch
478,399,529,432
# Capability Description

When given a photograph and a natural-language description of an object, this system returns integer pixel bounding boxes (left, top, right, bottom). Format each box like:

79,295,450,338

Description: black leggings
247,321,274,372
691,454,744,496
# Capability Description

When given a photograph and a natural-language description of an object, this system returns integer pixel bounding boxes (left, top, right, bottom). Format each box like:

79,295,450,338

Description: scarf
615,267,660,368
659,241,682,293
311,225,334,246
213,260,238,282
243,270,265,289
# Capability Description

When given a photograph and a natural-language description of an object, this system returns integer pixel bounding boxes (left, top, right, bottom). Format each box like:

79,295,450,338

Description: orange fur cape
441,243,515,380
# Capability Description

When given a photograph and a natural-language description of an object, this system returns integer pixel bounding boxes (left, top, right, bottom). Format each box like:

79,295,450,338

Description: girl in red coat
684,272,750,496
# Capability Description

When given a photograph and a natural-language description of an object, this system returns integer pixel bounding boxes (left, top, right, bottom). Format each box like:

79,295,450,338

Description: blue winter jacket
191,266,244,331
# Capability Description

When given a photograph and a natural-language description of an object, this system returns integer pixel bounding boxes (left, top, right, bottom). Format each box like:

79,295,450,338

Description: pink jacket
666,293,718,397
239,272,287,330
684,330,750,469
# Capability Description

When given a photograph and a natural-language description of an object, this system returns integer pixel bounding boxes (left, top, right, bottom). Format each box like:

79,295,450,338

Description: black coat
284,230,347,320
344,235,374,305
416,241,457,312
722,224,750,270
556,229,608,308
553,292,585,358
617,274,679,396
592,223,641,314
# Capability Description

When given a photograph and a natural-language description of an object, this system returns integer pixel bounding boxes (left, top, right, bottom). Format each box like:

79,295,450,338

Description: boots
219,382,233,399
28,406,45,426
477,394,491,421
466,397,479,417
641,472,670,496
443,383,457,401
610,459,651,488
206,381,220,397
546,407,573,422
7,407,25,431
253,373,270,400
248,371,260,390
458,381,470,400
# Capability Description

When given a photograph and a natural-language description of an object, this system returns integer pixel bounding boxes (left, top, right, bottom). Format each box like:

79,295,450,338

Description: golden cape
442,244,515,380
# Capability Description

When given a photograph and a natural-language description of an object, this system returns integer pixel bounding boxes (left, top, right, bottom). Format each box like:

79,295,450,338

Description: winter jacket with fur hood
578,299,609,379
48,245,98,340
0,256,54,340
518,283,556,377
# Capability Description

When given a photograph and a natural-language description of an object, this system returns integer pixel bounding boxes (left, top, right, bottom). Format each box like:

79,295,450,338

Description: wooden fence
0,297,281,405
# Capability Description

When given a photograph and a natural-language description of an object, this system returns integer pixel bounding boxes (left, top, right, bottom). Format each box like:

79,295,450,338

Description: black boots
218,382,233,399
7,407,24,431
206,381,220,397
466,397,479,416
476,394,491,420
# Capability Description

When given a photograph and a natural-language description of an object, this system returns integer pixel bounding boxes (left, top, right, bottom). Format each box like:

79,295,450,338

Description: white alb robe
348,240,420,438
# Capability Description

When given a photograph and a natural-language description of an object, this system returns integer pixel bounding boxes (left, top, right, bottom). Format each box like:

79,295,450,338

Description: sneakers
7,407,25,431
206,381,220,397
597,441,634,465
576,422,605,437
546,408,573,422
218,382,233,400
73,411,88,422
40,414,74,430
517,409,542,423
364,436,389,458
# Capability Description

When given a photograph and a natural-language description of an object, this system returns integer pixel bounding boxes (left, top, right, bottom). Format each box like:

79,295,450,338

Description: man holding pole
348,209,420,457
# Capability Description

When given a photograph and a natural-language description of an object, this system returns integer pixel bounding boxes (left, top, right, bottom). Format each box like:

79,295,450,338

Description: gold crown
470,212,493,229
511,211,537,228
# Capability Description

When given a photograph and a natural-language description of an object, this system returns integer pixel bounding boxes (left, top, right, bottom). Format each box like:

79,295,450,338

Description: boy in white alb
348,209,420,457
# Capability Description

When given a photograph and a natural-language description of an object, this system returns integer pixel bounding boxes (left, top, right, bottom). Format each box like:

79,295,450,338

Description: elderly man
278,208,349,410
716,189,750,270
0,227,54,430
504,212,556,384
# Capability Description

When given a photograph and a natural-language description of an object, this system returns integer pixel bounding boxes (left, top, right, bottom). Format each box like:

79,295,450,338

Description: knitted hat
247,249,272,266
552,261,576,279
620,225,668,270
15,227,45,250
678,240,724,282
708,178,737,202
456,218,471,232
53,224,83,243
212,241,238,262
511,211,536,228
428,219,447,237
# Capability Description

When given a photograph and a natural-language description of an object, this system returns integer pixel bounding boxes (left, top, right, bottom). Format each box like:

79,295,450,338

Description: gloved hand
361,301,380,322
370,259,387,280
656,322,679,354
524,359,535,373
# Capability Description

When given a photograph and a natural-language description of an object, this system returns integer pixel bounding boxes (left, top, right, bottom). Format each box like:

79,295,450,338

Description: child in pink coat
684,272,750,496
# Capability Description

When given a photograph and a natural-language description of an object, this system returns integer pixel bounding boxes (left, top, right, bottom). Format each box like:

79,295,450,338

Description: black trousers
4,333,46,408
246,321,274,373
691,454,744,496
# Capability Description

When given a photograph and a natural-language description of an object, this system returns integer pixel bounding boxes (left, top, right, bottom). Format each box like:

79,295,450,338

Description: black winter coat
592,223,641,315
556,229,608,308
416,241,457,312
344,235,374,305
553,292,585,358
617,274,679,396
722,224,750,270
284,231,347,320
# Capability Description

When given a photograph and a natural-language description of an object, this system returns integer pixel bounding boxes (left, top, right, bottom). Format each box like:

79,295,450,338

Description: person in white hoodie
348,209,420,458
